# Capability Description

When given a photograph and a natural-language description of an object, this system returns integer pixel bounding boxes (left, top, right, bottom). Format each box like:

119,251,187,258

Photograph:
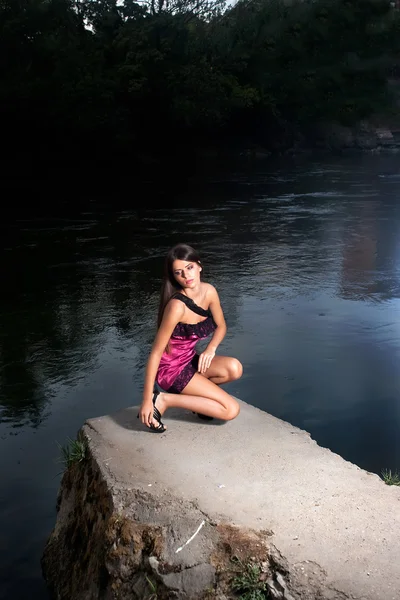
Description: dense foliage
1,0,399,158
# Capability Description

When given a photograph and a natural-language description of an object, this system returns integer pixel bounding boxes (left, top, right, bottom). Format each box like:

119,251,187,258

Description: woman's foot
150,391,167,431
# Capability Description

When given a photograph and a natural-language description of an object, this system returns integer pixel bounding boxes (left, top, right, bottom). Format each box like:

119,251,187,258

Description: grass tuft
57,437,88,469
231,556,269,599
145,574,158,599
381,469,400,486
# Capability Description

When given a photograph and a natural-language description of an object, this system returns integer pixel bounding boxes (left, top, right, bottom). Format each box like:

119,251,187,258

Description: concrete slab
84,399,400,600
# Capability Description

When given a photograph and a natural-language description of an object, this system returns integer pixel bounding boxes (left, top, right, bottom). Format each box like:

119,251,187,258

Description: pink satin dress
156,293,216,393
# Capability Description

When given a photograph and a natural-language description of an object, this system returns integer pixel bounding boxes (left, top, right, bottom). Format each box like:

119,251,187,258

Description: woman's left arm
198,285,227,374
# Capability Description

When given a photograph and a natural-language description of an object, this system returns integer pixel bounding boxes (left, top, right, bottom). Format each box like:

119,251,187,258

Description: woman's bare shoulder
165,296,186,316
203,282,218,296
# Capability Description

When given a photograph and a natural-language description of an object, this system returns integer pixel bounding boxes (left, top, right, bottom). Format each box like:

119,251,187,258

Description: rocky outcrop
41,431,297,600
42,402,400,600
310,120,400,152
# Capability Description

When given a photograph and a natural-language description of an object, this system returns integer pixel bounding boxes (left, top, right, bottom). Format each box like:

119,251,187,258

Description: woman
138,243,242,432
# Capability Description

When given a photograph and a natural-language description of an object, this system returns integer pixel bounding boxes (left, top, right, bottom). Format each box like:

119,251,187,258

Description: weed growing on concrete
57,437,88,469
231,556,269,599
381,469,400,486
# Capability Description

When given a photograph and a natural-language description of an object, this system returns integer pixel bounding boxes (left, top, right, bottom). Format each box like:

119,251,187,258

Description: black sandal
192,412,214,421
137,391,166,433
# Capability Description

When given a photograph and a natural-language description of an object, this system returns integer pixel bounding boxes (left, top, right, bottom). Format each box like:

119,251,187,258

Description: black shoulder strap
173,293,211,317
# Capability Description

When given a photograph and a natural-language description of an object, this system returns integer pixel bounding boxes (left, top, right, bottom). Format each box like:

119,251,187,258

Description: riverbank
5,111,400,190
42,399,400,599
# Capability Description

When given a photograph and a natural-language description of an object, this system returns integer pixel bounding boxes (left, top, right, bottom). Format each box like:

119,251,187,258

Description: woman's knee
228,358,243,381
225,397,240,420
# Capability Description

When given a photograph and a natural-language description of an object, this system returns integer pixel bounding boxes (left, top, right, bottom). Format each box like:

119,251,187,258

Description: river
1,151,400,599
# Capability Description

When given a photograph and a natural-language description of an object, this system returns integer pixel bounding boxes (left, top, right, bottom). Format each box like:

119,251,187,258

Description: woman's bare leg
151,373,240,426
200,355,243,385
194,355,243,419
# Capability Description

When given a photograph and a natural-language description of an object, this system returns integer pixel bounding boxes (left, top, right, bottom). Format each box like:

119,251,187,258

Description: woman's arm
140,299,184,426
198,285,227,374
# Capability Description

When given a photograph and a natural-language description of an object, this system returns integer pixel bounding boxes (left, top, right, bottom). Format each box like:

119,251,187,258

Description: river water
1,151,400,599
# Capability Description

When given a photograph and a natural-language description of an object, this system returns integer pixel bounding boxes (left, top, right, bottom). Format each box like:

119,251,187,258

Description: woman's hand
198,347,216,374
139,399,153,427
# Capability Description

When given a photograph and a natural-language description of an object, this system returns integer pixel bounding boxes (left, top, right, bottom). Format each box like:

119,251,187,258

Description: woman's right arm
140,299,184,427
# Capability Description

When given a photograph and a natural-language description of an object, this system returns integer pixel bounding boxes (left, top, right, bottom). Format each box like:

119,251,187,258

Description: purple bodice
156,294,216,392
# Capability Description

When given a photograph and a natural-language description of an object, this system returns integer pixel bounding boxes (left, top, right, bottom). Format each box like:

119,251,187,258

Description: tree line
2,0,400,161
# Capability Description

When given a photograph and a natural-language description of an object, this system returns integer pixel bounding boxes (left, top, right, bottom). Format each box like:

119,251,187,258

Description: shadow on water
1,150,400,598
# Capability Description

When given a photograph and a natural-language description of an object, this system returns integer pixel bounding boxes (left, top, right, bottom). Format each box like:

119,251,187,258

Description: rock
376,127,394,145
148,555,216,596
354,122,379,150
307,120,400,152
310,122,355,151
41,401,400,599
41,432,287,599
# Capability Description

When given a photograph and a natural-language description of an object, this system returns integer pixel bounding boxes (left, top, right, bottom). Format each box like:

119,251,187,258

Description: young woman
138,243,242,432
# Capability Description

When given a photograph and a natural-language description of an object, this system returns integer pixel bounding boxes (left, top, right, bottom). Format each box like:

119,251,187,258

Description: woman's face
172,259,202,290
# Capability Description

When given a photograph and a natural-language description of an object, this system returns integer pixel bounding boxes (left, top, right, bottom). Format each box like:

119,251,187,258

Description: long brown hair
157,244,202,328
